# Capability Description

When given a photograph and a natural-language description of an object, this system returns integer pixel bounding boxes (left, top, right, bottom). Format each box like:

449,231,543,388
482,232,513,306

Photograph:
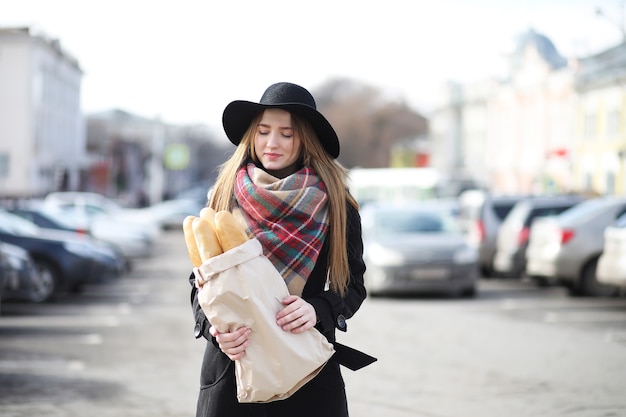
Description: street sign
163,144,190,170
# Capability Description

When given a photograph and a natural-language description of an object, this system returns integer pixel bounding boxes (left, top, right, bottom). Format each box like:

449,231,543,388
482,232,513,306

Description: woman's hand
209,326,251,361
276,295,317,334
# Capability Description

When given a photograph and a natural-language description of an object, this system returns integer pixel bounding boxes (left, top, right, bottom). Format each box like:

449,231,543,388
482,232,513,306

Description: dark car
0,209,123,301
0,243,12,304
361,200,478,297
9,207,128,274
493,195,586,278
0,241,47,303
460,191,526,277
9,207,89,233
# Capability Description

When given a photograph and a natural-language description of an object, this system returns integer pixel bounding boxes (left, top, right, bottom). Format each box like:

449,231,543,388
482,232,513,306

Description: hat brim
222,101,340,158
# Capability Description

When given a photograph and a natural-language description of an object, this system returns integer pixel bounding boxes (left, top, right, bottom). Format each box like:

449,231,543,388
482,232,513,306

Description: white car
597,212,626,289
40,192,159,258
142,198,205,230
525,197,626,296
42,191,160,239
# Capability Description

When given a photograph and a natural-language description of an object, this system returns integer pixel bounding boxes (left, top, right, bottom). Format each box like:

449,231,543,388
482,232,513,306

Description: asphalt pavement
1,230,626,417
0,229,204,417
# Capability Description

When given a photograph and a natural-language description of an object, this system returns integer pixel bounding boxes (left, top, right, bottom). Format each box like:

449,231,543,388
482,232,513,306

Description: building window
607,109,620,140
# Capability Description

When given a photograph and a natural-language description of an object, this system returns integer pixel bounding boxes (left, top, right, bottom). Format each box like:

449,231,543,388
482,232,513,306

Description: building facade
430,29,578,195
573,42,626,195
0,27,85,198
86,109,229,206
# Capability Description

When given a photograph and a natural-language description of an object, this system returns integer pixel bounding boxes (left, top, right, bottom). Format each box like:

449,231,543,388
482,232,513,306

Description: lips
265,153,281,160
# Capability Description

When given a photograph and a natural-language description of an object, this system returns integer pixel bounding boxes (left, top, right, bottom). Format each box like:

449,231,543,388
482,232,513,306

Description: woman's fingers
211,326,251,360
276,296,317,333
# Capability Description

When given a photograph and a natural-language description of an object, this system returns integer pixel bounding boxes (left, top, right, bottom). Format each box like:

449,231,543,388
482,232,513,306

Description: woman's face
254,109,302,177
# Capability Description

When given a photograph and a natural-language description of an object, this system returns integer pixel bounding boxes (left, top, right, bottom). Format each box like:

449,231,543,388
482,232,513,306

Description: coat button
336,314,347,331
194,322,202,338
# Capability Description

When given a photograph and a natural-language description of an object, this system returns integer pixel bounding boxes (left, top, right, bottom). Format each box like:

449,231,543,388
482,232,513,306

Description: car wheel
68,281,85,294
570,258,617,297
30,260,59,303
460,286,477,298
530,276,551,287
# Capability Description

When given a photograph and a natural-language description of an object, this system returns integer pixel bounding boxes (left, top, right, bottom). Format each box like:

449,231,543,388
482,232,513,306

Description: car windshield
492,202,517,221
0,211,39,236
557,198,623,225
614,212,626,228
45,192,124,215
504,199,580,228
525,205,575,226
364,206,459,235
501,201,529,229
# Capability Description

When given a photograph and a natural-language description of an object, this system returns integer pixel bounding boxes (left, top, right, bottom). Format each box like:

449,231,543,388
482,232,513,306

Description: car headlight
64,241,97,257
454,246,478,264
92,244,117,258
6,253,25,269
367,243,404,266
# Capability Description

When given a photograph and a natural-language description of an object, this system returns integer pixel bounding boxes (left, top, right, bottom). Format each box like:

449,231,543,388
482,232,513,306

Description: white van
348,167,441,205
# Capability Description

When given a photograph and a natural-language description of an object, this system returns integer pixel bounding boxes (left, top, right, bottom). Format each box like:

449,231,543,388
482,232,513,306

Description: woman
189,82,374,417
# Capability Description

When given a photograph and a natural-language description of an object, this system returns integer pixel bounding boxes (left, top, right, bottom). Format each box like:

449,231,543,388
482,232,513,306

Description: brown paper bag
194,238,335,403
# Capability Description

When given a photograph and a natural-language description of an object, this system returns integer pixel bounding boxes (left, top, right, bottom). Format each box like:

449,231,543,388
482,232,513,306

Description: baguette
183,215,202,267
215,210,249,252
199,207,217,226
192,217,224,262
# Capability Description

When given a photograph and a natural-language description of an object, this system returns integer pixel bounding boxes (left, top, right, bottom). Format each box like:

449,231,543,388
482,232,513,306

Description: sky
1,0,624,131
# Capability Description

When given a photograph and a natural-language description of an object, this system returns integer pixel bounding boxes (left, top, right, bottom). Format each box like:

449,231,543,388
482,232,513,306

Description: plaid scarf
234,163,329,296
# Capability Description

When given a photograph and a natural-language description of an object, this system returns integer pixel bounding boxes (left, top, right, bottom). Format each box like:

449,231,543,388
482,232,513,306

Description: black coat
189,202,371,417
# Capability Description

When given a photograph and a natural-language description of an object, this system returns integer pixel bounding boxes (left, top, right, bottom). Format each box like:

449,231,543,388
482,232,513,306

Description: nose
266,131,279,148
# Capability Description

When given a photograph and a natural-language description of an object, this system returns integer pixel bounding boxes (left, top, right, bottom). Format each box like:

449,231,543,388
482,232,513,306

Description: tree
314,78,428,168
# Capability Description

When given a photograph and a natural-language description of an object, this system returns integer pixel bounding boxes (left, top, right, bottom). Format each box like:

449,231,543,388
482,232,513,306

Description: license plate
410,268,449,280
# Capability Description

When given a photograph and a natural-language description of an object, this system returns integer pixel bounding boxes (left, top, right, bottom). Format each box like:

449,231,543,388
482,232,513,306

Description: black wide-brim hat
222,82,340,158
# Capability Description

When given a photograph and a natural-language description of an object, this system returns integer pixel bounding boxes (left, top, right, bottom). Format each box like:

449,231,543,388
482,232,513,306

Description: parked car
142,198,205,230
9,207,90,234
41,191,160,240
8,206,140,267
361,200,478,297
173,183,213,206
0,243,11,305
0,241,47,303
493,195,585,279
460,190,526,277
0,209,124,301
525,196,626,296
15,202,155,261
596,211,626,292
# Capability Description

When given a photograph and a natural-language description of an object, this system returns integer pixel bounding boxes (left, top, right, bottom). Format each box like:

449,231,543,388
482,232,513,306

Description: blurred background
1,2,626,415
1,0,626,296
0,0,624,205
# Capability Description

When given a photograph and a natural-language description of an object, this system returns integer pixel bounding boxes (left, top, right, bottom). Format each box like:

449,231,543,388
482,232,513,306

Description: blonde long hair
209,111,357,296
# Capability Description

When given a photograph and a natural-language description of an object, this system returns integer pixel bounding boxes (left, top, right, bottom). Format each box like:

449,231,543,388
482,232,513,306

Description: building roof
0,26,82,71
511,28,567,71
575,41,626,89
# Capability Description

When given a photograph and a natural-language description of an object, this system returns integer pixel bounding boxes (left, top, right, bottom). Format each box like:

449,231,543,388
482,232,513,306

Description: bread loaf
199,207,217,225
183,215,202,267
192,217,224,262
215,210,249,252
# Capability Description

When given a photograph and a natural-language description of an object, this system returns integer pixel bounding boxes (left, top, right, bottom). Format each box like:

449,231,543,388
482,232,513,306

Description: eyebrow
258,122,293,130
